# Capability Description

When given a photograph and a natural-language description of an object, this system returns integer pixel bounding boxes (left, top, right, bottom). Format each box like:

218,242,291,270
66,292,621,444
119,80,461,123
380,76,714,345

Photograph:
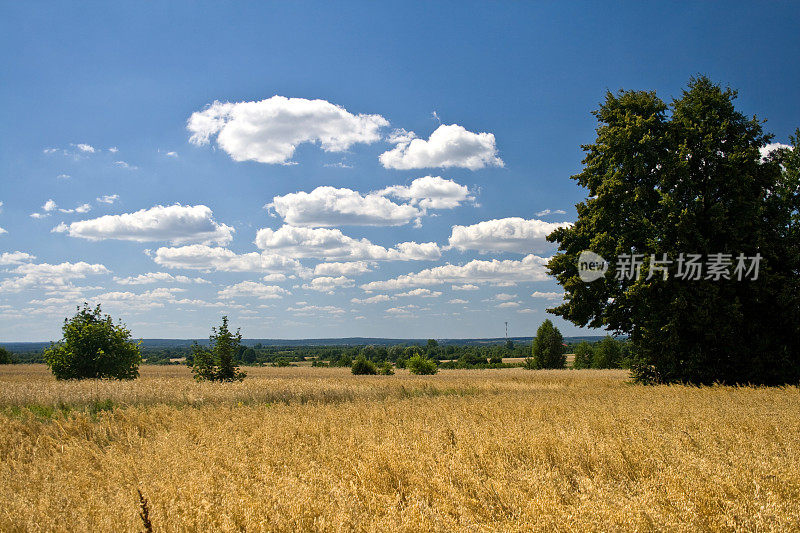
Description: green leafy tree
592,336,623,369
43,303,141,380
189,316,246,382
547,76,800,384
529,319,566,369
572,341,594,369
407,354,438,375
0,346,15,364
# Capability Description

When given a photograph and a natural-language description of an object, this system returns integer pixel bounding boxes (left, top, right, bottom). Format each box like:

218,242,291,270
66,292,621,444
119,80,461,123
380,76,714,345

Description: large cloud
114,272,209,285
314,261,372,276
1,261,110,292
187,96,388,164
217,281,290,300
0,251,36,265
360,254,550,291
301,276,355,293
447,217,570,253
53,204,234,245
379,124,503,170
378,176,474,210
254,225,440,261
153,244,302,272
267,186,421,227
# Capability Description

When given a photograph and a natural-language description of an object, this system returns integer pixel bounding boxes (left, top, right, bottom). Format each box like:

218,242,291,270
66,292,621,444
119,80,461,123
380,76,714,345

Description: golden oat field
1,365,799,532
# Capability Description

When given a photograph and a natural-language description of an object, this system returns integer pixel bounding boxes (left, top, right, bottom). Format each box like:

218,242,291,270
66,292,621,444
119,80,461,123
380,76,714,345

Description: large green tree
547,76,800,384
529,319,566,369
44,304,141,380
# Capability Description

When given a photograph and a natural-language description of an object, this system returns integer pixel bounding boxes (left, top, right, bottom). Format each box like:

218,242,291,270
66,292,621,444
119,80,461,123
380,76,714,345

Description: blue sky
1,1,798,341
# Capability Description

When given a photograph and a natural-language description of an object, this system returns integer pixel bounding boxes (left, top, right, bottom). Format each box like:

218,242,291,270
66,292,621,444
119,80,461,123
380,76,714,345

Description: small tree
189,316,246,382
407,354,438,375
44,303,141,380
592,336,623,369
351,355,377,375
530,319,566,369
377,361,395,375
0,346,15,364
572,341,594,369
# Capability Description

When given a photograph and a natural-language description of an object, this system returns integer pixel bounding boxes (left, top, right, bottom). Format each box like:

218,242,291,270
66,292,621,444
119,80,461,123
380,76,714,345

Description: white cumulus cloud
360,254,550,291
153,245,302,273
378,176,474,210
114,272,209,285
267,186,421,227
396,288,442,298
254,225,440,262
96,194,119,204
448,217,570,254
314,261,372,277
218,281,290,300
52,204,234,245
187,96,388,165
0,251,36,265
301,276,355,293
379,124,503,170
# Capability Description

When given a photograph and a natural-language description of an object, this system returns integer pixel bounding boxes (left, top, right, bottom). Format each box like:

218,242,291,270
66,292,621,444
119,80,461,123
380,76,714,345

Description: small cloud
448,298,468,304
108,147,119,153
43,148,59,154
323,161,352,169
43,199,57,212
535,209,567,217
164,151,178,158
96,194,119,205
114,161,138,170
57,174,71,180
59,203,92,214
75,143,96,153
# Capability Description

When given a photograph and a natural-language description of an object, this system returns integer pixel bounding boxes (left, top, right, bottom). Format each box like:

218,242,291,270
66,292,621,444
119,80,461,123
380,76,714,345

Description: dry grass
1,365,799,532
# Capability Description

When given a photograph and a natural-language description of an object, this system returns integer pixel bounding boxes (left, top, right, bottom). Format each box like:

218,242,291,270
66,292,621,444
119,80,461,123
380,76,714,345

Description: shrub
573,341,594,369
43,303,141,380
407,354,438,375
189,316,246,382
522,357,537,370
377,361,395,375
351,356,378,375
530,319,566,369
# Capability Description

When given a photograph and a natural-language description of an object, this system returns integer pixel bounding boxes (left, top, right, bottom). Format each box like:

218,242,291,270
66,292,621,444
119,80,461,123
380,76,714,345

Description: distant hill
1,335,609,353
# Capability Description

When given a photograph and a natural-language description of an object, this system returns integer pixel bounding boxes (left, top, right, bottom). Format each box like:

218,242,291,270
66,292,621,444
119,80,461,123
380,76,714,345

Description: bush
43,304,141,380
377,361,395,375
189,316,246,382
573,341,594,369
522,357,537,370
530,319,566,369
351,356,378,375
407,354,438,375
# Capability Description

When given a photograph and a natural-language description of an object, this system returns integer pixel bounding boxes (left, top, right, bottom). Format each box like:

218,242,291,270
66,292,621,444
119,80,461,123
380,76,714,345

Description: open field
1,366,799,531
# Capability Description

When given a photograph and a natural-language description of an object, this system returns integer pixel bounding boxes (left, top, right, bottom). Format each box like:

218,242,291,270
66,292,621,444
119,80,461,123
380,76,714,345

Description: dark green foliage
572,341,594,369
0,346,14,364
377,361,395,375
351,355,378,375
530,319,566,369
547,76,800,384
407,354,438,375
189,316,246,382
43,304,141,380
332,354,352,367
592,336,623,369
